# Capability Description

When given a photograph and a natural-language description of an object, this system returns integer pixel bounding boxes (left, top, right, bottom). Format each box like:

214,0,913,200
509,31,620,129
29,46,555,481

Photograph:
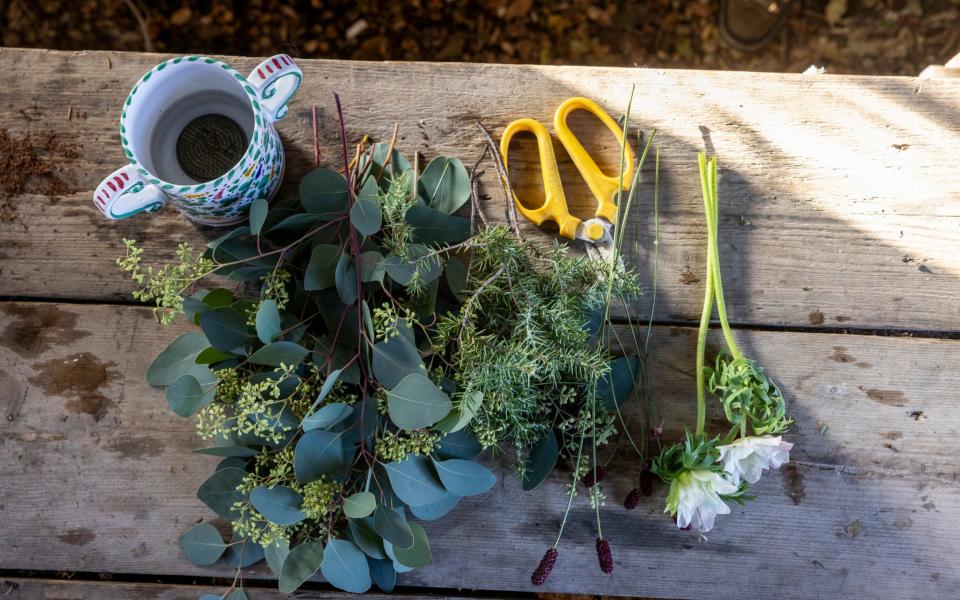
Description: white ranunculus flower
717,435,793,485
670,469,738,533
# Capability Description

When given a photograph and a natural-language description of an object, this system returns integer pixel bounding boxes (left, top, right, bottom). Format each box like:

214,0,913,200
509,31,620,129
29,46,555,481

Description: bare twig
123,0,154,53
376,123,400,182
475,121,521,238
468,144,490,232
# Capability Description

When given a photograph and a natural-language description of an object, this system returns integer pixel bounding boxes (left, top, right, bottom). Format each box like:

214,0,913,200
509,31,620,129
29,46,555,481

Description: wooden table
1,48,959,600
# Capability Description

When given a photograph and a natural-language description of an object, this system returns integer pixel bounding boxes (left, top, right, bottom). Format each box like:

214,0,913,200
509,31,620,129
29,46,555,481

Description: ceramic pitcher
93,54,302,225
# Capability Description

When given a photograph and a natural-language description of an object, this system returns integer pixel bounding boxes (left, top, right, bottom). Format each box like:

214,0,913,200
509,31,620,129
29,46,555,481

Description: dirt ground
2,0,959,75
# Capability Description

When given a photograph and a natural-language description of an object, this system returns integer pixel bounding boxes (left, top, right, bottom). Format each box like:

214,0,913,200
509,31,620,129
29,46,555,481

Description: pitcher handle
93,165,166,220
248,54,302,122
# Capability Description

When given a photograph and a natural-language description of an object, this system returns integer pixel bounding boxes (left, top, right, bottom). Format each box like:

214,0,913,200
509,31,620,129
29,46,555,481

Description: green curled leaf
178,523,226,566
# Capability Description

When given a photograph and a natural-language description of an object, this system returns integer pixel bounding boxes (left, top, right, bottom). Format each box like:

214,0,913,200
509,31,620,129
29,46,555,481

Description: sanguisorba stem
695,153,715,438
702,155,743,360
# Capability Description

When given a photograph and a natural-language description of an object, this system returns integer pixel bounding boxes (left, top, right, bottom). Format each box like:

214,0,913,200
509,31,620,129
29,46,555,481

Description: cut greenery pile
119,99,648,597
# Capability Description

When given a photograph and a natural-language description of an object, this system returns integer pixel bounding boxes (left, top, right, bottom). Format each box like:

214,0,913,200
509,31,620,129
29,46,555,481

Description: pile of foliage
119,103,646,596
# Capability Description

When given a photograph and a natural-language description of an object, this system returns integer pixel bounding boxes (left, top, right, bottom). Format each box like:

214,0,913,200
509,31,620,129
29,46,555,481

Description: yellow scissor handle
499,117,582,240
554,97,635,225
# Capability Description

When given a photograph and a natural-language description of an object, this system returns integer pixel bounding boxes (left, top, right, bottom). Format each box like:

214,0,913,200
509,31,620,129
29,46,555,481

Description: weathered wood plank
0,578,478,599
2,49,960,331
1,302,956,599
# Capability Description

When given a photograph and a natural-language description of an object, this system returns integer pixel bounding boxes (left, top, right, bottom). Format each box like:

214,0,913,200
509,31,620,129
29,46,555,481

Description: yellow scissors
499,97,635,246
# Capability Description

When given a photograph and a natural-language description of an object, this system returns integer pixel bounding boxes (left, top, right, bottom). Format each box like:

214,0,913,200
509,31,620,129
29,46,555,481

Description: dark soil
0,128,80,221
2,0,958,75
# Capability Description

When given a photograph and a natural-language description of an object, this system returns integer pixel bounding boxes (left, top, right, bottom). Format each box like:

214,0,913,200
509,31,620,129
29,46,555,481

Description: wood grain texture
0,578,475,599
1,302,956,599
1,49,960,331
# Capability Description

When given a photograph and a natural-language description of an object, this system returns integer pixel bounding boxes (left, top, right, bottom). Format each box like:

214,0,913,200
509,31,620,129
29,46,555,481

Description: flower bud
596,538,614,574
624,488,642,510
531,547,558,586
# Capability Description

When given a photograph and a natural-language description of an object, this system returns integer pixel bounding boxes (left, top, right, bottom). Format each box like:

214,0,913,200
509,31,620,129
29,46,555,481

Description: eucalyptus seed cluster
117,238,215,324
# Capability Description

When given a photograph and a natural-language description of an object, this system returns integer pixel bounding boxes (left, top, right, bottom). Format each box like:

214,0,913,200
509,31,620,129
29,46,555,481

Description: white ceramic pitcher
93,54,301,225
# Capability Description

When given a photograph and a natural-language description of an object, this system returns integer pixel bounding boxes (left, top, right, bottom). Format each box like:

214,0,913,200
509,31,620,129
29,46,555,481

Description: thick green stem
703,157,742,359
695,234,714,439
695,154,714,438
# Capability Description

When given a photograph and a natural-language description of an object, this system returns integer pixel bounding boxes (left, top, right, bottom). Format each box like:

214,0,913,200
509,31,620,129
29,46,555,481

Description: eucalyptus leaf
383,255,415,285
304,244,341,290
303,402,353,432
166,372,216,417
200,307,250,352
266,212,325,232
197,467,246,520
146,332,208,386
418,156,469,215
372,505,414,549
368,557,396,592
406,204,470,244
195,346,237,365
300,168,349,217
250,485,307,526
350,197,382,236
294,430,344,483
264,539,290,578
216,457,248,471
335,253,358,305
202,288,235,309
307,369,343,413
255,299,281,344
436,428,482,460
436,390,482,433
206,226,249,250
178,523,225,566
598,355,639,411
386,373,452,431
349,517,386,559
224,590,248,600
433,458,495,496
371,335,424,389
248,341,309,367
321,539,372,593
384,455,447,506
381,539,414,573
391,522,432,568
409,492,460,521
523,430,559,491
343,491,376,519
226,537,265,568
249,198,268,235
359,250,386,283
407,244,443,283
279,541,325,593
445,255,469,299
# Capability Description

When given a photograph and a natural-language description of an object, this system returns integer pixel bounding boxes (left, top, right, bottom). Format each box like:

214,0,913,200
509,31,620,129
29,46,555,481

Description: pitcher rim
118,55,268,194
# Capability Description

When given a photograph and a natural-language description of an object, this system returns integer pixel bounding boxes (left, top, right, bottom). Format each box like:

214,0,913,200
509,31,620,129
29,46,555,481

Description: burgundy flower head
581,466,607,488
596,538,614,574
624,488,642,510
531,547,558,586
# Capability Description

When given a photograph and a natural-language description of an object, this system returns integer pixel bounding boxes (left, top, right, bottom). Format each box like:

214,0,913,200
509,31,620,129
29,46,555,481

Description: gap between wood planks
1,295,958,341
0,571,558,599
